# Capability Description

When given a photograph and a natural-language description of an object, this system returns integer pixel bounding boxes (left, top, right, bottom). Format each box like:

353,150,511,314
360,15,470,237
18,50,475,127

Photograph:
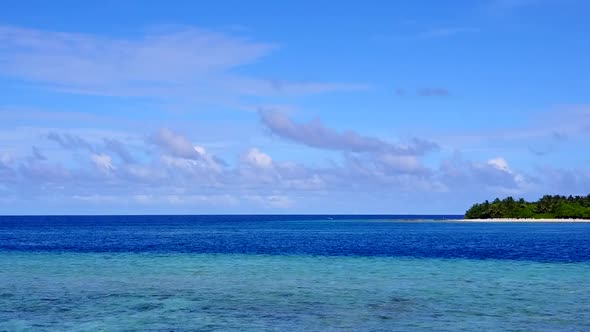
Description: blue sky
0,0,589,214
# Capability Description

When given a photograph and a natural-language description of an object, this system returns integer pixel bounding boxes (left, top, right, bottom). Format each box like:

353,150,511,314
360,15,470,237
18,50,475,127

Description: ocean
1,215,589,331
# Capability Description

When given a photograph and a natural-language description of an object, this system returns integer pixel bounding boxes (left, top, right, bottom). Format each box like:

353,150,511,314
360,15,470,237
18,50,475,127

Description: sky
0,0,589,214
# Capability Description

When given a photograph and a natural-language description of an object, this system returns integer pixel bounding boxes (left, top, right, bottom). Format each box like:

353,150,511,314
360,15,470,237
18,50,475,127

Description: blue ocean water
1,216,589,331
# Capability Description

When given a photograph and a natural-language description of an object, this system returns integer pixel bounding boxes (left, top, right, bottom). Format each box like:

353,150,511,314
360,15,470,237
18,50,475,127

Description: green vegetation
465,195,590,219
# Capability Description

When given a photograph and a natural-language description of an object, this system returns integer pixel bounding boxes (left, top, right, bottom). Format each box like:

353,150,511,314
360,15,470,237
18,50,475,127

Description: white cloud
149,129,226,175
440,155,529,194
0,25,364,103
150,128,201,160
486,157,526,187
122,164,166,182
91,153,115,173
246,194,294,209
0,25,272,87
160,154,223,176
132,193,239,206
377,154,430,175
73,194,119,204
259,109,438,155
243,148,273,168
487,157,510,172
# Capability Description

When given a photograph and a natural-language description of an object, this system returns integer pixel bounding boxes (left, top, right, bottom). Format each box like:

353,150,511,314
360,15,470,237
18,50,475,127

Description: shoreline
460,218,590,223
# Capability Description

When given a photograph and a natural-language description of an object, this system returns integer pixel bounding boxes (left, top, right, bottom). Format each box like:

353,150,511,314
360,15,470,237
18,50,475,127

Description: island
465,195,590,220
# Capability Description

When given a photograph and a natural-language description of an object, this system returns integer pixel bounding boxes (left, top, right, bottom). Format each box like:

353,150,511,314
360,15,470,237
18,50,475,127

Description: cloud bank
0,25,365,103
259,109,438,155
0,121,587,214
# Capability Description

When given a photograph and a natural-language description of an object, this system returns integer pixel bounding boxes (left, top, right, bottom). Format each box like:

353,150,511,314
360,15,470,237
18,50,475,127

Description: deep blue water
1,215,588,262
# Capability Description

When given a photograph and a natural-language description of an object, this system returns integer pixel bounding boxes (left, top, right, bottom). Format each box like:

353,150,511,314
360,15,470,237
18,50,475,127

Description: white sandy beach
461,218,590,222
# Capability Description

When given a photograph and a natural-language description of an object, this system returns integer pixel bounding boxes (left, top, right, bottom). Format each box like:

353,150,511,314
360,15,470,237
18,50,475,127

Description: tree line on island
465,195,590,219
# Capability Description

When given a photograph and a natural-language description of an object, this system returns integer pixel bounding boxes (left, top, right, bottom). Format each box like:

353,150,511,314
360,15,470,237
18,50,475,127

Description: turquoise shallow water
1,253,589,331
1,216,590,330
